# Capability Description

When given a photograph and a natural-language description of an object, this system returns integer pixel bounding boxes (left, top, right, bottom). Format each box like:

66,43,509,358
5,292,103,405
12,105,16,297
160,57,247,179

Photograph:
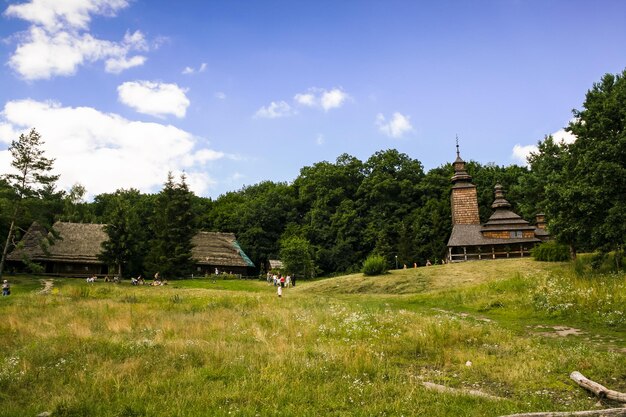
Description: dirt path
39,279,54,294
432,308,493,323
531,325,584,338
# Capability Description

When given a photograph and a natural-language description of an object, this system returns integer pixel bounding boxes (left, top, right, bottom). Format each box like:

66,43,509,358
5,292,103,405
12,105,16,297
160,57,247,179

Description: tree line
1,69,624,278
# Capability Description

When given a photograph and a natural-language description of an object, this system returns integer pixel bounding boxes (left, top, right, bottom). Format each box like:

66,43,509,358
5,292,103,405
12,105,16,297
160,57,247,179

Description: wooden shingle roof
447,224,540,248
481,209,537,233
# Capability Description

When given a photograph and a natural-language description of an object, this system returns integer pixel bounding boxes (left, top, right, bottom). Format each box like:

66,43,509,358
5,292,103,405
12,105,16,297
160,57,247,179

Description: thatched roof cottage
191,231,255,275
8,222,255,277
268,259,284,271
7,222,109,275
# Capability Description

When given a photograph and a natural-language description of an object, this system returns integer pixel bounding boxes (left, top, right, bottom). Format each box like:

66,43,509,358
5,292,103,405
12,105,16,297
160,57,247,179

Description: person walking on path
2,279,10,296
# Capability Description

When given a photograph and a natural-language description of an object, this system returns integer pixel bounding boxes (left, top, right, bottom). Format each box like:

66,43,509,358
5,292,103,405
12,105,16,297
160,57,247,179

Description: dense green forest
1,69,625,277
0,147,537,277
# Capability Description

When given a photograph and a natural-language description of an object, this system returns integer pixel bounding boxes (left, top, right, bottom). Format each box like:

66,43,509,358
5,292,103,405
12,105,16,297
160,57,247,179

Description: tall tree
294,154,365,274
0,129,59,279
357,149,425,266
280,236,314,279
145,173,196,278
99,190,144,277
567,71,626,256
531,70,626,261
62,183,89,222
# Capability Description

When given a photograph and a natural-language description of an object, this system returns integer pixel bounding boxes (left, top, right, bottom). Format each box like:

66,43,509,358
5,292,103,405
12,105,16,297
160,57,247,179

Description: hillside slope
302,258,566,295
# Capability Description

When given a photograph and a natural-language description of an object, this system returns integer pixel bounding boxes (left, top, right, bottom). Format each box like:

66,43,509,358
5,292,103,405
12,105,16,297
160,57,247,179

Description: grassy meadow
1,259,625,416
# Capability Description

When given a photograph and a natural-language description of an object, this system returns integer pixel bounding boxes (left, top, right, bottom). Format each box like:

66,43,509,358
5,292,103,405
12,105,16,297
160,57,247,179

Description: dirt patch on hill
530,325,625,354
431,308,493,323
39,279,54,294
532,325,584,338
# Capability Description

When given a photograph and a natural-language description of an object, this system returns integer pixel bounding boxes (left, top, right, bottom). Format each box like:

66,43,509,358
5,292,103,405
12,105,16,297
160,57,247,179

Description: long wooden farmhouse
447,146,548,262
7,222,109,275
8,221,254,276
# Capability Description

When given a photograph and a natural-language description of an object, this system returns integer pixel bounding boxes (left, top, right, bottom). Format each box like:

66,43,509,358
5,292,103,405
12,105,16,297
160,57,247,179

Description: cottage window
197,267,201,272
510,231,523,238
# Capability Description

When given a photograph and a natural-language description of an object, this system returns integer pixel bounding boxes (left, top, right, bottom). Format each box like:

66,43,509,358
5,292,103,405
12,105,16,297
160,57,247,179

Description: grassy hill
0,259,624,416
304,258,561,294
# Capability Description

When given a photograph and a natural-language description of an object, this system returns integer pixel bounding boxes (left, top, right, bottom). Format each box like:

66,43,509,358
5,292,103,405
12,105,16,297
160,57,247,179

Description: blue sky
1,0,625,198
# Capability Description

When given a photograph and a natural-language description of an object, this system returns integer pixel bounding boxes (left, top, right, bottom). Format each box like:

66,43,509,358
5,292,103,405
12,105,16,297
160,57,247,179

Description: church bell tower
450,141,480,225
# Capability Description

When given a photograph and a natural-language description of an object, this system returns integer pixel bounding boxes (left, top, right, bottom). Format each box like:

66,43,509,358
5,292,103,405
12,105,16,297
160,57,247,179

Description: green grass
1,259,624,416
172,277,269,292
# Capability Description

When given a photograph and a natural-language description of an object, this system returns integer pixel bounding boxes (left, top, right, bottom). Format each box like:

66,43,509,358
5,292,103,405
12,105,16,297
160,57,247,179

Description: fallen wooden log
421,381,504,401
499,408,626,417
570,371,626,403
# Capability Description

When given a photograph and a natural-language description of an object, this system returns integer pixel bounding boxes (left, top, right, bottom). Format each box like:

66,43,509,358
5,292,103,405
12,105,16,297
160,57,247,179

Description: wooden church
447,145,548,262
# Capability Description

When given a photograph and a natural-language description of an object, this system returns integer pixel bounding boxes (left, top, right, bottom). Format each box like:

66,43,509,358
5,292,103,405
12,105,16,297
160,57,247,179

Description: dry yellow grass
304,258,566,295
0,261,623,416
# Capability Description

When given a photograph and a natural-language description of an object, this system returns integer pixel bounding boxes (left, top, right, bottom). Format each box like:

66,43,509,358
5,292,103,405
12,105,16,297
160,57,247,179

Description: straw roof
269,259,283,269
7,221,107,264
9,222,255,269
191,232,255,268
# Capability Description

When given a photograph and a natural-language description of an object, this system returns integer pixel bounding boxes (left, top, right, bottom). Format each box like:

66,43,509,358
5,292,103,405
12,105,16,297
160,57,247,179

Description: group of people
86,275,120,283
130,273,168,286
266,273,296,298
83,273,168,286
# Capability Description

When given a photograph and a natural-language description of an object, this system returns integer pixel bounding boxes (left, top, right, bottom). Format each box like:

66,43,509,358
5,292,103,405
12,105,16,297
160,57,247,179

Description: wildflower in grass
0,356,22,382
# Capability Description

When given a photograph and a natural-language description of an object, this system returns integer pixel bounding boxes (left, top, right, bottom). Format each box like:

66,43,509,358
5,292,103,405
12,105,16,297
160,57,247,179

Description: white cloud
214,92,227,100
552,127,576,144
0,123,19,144
4,0,129,32
117,81,190,118
375,112,414,138
105,54,146,74
181,62,207,75
511,122,578,165
0,99,224,196
181,149,224,166
0,150,11,177
294,92,316,107
511,144,538,165
254,101,294,119
5,0,149,80
316,134,324,145
180,171,217,195
293,88,348,111
320,89,348,111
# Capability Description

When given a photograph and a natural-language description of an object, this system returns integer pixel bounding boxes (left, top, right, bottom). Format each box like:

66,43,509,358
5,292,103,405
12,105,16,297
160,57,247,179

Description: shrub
362,254,387,276
531,241,570,262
